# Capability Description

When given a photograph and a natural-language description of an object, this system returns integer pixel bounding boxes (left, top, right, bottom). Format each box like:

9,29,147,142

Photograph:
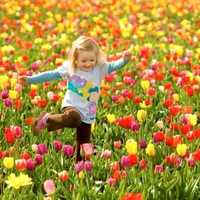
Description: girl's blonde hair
68,36,107,75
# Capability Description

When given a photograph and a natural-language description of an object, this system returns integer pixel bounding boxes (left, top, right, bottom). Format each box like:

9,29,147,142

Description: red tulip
58,170,69,181
121,193,142,200
186,131,196,141
4,132,15,144
0,150,3,159
114,141,121,149
179,124,191,135
194,129,200,138
193,149,200,161
169,106,181,116
20,153,30,160
139,159,147,169
15,159,27,170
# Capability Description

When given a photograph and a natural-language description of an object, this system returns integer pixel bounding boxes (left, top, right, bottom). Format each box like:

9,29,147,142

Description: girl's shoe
33,111,50,136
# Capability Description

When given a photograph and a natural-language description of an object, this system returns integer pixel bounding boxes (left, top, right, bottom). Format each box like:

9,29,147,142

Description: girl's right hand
18,76,28,86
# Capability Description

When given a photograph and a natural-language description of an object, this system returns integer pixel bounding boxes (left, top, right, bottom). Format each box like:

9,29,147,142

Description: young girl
18,36,132,162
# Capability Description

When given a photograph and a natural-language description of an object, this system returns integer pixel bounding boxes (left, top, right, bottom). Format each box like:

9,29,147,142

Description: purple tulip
111,95,119,103
122,90,129,98
155,165,164,173
54,140,62,151
107,178,115,186
139,139,147,149
35,154,43,165
26,159,36,171
75,161,84,174
4,98,12,107
187,158,195,167
130,121,139,132
37,143,48,155
63,145,74,156
121,156,132,168
84,161,92,172
153,133,159,143
1,91,9,99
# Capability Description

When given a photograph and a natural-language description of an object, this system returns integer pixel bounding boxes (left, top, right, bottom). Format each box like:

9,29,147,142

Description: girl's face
76,50,97,72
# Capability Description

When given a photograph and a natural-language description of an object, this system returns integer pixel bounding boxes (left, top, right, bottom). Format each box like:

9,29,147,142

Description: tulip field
1,0,200,199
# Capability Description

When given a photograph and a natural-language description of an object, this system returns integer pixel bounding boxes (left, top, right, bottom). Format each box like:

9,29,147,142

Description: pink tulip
37,143,48,155
63,145,74,156
26,159,36,171
107,178,115,186
80,143,94,159
75,161,84,174
103,150,111,159
13,126,22,138
1,91,9,99
4,98,12,107
54,140,62,151
44,180,55,195
84,161,92,172
35,154,43,165
155,165,164,173
47,92,54,100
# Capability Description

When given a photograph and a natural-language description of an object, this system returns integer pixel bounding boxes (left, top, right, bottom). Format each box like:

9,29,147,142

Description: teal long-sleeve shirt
27,58,130,84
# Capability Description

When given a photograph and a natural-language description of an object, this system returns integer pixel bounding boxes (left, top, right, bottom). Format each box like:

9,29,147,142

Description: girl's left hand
122,50,132,60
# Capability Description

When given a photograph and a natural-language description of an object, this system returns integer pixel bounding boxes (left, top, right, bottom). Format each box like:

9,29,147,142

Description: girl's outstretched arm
107,50,132,74
26,71,62,84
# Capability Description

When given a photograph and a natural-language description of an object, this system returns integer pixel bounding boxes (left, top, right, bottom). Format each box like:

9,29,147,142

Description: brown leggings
46,106,91,162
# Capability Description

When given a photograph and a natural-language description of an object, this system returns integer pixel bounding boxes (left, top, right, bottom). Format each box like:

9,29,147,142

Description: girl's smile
76,50,97,72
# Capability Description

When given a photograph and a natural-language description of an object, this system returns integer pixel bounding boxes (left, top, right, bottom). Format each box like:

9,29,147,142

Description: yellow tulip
173,94,179,101
0,75,9,89
146,144,156,157
9,90,19,100
3,157,14,169
106,114,116,124
10,78,17,88
137,110,146,123
79,171,85,179
176,144,187,156
91,122,95,132
125,139,137,155
187,114,197,126
141,80,150,90
139,101,151,108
